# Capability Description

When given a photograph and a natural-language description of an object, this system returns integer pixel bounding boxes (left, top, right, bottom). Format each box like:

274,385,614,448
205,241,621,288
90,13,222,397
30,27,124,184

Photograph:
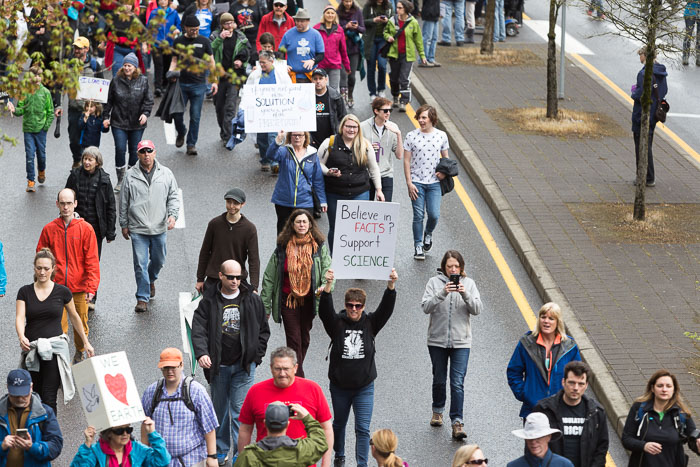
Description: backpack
635,404,688,439
150,376,196,413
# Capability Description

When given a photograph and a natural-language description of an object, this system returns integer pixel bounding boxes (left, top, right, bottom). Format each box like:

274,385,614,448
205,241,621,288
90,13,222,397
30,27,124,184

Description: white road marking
667,113,700,119
175,188,186,229
524,20,595,55
164,121,176,145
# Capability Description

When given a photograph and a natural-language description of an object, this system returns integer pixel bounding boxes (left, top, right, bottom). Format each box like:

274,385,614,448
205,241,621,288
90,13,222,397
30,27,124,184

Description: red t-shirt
239,377,332,441
397,20,406,54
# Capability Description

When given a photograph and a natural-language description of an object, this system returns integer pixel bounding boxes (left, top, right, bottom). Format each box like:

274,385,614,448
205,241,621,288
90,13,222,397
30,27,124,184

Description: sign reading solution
240,83,316,133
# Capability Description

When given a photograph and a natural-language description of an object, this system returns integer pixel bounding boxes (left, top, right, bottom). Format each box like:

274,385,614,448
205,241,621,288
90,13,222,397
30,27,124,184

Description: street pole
559,0,566,99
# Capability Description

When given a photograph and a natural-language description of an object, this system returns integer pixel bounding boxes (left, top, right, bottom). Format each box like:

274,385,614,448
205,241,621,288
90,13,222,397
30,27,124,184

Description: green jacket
382,15,425,62
211,29,250,67
15,85,54,133
260,241,333,323
235,415,329,467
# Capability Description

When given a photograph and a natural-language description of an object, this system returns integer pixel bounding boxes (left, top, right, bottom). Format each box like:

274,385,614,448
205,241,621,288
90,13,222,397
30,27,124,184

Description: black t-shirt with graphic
220,293,242,366
560,400,586,467
312,91,332,148
17,283,73,342
172,35,213,84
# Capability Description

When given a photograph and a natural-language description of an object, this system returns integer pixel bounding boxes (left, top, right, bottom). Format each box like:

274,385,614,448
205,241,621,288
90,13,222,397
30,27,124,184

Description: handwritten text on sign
240,83,316,133
77,76,110,103
331,201,399,280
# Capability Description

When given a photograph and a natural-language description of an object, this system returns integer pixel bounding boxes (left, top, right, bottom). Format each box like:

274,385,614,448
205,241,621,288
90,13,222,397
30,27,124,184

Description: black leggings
30,354,60,414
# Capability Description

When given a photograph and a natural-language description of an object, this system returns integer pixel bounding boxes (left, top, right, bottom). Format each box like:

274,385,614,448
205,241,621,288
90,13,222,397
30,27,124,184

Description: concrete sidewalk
410,42,700,437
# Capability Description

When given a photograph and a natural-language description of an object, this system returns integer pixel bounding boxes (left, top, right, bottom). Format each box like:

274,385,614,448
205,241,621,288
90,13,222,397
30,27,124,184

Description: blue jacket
507,450,574,467
78,114,110,147
506,331,581,418
631,62,667,133
148,7,182,46
0,241,6,296
0,393,63,467
70,431,171,467
267,142,327,209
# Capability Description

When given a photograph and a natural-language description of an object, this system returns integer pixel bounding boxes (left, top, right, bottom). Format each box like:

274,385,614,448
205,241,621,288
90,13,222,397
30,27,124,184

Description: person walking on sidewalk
314,5,351,92
256,0,295,51
119,140,180,313
419,0,441,67
337,0,365,108
362,0,393,99
360,97,403,202
383,0,426,112
403,104,449,260
682,0,700,66
630,48,667,188
279,9,326,83
438,0,465,46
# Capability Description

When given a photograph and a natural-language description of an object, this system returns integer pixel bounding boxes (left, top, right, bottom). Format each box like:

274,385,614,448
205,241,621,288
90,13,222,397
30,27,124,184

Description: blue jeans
493,0,506,41
428,346,470,423
330,382,374,466
130,232,167,302
24,130,47,181
112,127,145,169
441,0,466,42
211,361,256,460
411,182,442,247
258,132,277,167
326,190,370,252
422,21,439,63
173,82,207,147
366,38,388,95
112,45,134,77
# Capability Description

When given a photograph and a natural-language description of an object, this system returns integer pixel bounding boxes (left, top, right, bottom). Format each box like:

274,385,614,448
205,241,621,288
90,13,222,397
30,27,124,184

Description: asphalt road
0,1,630,464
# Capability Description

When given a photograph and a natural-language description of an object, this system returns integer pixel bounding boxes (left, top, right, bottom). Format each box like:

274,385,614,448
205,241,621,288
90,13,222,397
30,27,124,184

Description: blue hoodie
631,62,668,133
148,6,182,46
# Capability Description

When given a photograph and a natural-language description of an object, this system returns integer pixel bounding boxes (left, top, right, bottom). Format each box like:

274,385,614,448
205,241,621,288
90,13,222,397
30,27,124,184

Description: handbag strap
391,15,412,40
288,147,314,187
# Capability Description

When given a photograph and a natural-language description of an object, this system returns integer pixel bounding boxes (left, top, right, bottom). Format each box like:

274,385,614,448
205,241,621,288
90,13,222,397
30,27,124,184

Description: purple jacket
314,23,351,70
338,6,365,55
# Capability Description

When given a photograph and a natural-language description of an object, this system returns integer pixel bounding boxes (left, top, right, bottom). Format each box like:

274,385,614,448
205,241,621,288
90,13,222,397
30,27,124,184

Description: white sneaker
423,233,433,251
370,94,377,101
414,245,425,260
378,90,385,98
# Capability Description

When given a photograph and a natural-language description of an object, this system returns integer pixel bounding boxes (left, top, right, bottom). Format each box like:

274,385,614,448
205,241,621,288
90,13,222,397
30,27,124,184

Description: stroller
473,0,522,37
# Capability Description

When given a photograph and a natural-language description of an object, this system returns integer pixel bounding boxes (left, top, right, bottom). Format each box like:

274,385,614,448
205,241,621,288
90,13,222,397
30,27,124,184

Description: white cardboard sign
331,200,400,280
77,76,110,103
73,352,145,431
240,83,316,133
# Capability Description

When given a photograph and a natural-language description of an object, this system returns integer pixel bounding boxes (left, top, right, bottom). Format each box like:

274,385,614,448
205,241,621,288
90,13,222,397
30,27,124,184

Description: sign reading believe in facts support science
331,200,400,280
240,83,316,133
77,76,110,103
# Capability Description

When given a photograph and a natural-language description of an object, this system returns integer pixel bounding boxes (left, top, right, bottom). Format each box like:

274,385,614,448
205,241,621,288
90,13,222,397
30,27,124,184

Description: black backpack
150,376,196,413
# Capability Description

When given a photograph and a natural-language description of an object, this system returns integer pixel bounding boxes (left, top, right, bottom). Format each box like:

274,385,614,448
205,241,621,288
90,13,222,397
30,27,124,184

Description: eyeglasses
291,134,305,138
345,302,363,309
224,274,242,281
369,439,374,446
272,366,294,373
111,427,134,435
344,125,359,130
466,460,488,465
379,108,392,113
161,366,180,372
138,148,154,154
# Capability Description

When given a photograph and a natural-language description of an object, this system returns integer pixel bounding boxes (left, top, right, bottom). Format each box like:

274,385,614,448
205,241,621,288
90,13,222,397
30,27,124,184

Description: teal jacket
14,85,54,133
382,15,425,62
70,431,171,467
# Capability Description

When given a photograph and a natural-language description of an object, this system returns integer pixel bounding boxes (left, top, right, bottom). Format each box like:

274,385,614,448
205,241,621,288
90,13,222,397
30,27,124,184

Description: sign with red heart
104,373,129,405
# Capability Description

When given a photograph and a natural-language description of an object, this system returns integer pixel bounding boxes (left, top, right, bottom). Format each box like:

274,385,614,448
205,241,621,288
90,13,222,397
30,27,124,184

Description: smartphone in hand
449,274,460,287
16,428,29,440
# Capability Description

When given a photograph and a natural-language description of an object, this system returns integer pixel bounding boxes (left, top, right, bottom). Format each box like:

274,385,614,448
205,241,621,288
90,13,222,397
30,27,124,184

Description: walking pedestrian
77,102,110,153
682,0,700,65
279,9,325,83
452,444,488,466
119,140,180,313
103,2,144,76
260,211,332,377
464,0,476,43
507,302,581,418
314,6,351,92
438,0,465,46
493,0,506,42
370,429,407,467
419,0,440,67
622,369,700,466
403,104,449,260
363,0,393,99
228,0,266,50
318,268,398,467
103,52,153,192
311,68,347,149
237,347,334,467
507,413,574,466
337,0,365,108
318,114,384,251
360,97,403,201
196,188,260,293
170,15,218,156
383,0,426,111
631,48,667,187
0,240,5,297
256,0,295,51
37,189,100,363
16,249,94,413
192,259,271,464
184,0,214,40
148,0,181,97
141,348,219,467
532,361,609,467
422,250,482,439
0,369,63,466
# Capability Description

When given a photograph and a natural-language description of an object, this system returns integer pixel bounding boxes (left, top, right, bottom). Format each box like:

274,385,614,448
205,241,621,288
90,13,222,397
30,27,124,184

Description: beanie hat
123,53,138,68
183,15,200,27
220,12,234,23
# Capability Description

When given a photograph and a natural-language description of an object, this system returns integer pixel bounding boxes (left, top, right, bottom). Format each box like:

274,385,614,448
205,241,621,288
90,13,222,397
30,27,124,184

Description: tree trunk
481,0,496,55
546,0,559,118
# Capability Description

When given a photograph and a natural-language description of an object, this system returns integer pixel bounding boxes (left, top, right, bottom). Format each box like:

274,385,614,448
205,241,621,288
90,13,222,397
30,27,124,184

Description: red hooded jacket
256,11,295,51
37,218,100,295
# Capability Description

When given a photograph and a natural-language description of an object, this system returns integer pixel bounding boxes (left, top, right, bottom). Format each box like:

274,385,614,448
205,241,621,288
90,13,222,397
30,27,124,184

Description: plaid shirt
142,378,219,467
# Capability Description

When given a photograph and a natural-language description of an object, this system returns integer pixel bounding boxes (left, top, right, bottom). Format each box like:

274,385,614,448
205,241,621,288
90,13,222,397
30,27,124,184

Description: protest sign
331,200,400,280
77,76,110,103
240,83,316,133
73,352,145,431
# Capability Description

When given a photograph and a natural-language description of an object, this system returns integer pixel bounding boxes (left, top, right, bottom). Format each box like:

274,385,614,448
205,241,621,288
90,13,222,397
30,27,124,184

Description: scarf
7,405,30,467
99,438,133,467
285,232,318,309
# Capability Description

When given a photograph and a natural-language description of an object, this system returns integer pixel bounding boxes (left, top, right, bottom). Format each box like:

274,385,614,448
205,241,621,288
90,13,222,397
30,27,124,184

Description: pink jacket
313,23,351,71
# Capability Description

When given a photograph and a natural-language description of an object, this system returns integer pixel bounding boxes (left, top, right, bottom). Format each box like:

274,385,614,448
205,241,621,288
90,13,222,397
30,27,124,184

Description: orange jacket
37,218,100,294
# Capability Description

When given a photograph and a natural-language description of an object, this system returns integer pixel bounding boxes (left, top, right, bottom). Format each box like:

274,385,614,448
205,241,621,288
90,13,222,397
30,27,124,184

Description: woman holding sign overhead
318,114,384,252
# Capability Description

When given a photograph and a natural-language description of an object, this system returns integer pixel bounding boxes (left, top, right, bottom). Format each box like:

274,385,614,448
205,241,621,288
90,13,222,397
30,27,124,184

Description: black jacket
436,158,458,195
65,167,117,241
533,390,609,467
103,74,154,131
318,288,396,389
421,0,441,21
191,281,271,383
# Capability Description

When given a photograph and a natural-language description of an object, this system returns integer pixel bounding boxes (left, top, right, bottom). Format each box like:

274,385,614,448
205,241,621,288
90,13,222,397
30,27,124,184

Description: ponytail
384,453,404,467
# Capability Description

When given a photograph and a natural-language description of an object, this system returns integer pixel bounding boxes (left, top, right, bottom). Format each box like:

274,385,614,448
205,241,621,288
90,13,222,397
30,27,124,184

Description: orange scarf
285,233,318,309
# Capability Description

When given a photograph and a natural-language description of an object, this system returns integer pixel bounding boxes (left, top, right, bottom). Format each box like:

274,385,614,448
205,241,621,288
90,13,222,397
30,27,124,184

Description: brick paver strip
411,44,700,437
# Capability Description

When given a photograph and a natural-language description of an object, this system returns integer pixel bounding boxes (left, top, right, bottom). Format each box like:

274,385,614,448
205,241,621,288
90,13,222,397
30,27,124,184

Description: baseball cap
158,348,183,368
7,369,32,396
224,188,246,203
312,68,328,77
73,36,90,49
273,0,287,4
265,403,290,430
137,140,156,152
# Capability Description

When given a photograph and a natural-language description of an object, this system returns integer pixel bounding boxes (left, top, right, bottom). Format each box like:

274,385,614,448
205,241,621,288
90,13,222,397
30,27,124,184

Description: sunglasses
273,3,285,6
111,427,134,435
224,274,243,281
138,147,154,154
466,460,488,465
378,108,392,113
345,302,363,309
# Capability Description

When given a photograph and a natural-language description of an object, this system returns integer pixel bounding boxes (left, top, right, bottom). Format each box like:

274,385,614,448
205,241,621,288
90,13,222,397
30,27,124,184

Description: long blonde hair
371,429,404,467
452,445,480,467
532,302,568,341
339,114,370,167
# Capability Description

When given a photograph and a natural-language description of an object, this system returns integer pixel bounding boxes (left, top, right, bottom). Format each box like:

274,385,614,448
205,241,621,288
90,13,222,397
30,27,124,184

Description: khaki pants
62,292,89,352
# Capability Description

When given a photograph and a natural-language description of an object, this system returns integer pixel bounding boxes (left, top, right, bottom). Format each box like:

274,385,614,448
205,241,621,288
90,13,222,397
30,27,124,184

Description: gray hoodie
360,117,399,178
119,161,180,235
422,270,482,348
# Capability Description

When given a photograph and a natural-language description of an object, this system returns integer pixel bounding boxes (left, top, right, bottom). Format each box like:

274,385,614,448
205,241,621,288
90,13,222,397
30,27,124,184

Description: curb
411,74,630,437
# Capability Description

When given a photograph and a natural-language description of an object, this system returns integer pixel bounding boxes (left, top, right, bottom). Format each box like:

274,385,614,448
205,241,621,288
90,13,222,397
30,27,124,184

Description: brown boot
150,282,156,298
135,300,148,313
430,412,443,427
452,422,467,440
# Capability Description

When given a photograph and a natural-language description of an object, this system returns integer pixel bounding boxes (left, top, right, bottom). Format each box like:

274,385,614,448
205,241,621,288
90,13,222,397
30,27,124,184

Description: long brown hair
277,209,325,246
117,65,142,80
440,250,466,277
636,369,691,414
